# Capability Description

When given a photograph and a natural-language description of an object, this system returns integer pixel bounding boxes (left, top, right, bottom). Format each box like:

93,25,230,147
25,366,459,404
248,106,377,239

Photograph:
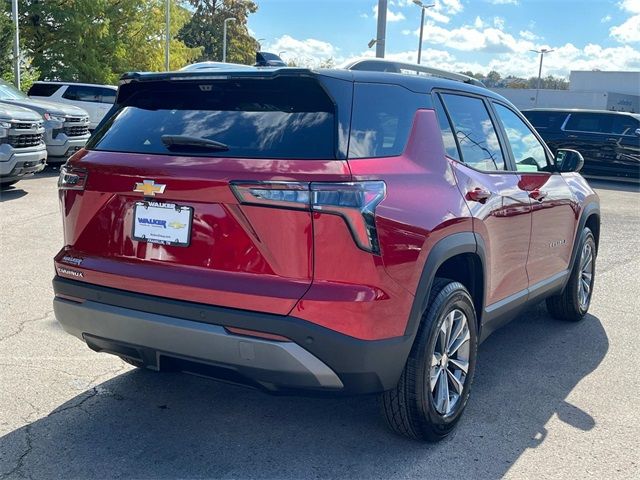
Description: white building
493,70,640,113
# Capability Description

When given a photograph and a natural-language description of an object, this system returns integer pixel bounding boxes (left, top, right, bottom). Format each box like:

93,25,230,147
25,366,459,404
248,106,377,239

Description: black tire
546,227,596,322
381,278,478,441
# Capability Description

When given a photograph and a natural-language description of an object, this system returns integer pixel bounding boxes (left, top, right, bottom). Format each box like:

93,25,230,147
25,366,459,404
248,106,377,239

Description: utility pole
12,0,20,89
375,0,387,58
413,1,435,64
530,48,554,107
165,0,170,71
223,18,236,62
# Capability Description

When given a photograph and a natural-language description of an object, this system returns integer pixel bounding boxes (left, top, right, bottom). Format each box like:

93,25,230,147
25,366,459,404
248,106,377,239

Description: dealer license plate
132,201,193,247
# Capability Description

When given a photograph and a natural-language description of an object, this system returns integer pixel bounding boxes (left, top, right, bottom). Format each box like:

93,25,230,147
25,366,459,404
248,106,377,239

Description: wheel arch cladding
404,231,485,338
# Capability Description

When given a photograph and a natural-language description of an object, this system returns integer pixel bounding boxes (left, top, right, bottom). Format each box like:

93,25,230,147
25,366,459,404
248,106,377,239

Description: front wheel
382,279,478,441
546,227,596,322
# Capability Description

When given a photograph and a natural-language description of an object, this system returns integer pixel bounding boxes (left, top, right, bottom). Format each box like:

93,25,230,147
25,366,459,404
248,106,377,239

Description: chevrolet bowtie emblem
134,180,166,196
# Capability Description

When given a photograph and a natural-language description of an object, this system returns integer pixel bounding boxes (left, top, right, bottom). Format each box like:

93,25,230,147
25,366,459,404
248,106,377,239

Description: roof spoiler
341,58,485,87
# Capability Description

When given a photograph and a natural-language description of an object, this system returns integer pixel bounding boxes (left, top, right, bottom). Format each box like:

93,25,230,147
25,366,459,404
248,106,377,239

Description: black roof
119,66,509,103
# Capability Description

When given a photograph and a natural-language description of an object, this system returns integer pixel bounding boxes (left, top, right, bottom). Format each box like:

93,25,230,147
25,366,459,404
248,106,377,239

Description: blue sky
248,0,640,78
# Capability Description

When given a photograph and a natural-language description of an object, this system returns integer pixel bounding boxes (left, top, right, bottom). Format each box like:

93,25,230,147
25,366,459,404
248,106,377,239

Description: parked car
522,108,640,181
0,80,90,163
53,64,600,441
28,81,117,130
0,102,47,187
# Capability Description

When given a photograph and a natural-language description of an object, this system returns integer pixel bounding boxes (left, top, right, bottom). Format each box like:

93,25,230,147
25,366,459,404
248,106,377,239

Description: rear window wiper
161,135,229,151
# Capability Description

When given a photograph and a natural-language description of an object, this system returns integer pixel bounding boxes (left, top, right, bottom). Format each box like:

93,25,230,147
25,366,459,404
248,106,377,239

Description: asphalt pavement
1,168,639,479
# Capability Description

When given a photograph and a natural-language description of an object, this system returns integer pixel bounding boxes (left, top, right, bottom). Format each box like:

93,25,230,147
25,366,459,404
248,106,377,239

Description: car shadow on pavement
0,187,28,202
0,304,608,479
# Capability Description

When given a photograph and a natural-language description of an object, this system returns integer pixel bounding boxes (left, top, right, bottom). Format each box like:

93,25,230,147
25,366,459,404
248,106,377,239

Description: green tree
178,0,259,64
16,0,200,84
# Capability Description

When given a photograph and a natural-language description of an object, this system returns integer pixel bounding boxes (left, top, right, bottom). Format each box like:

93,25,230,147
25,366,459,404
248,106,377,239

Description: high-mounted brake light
231,181,387,254
58,165,88,191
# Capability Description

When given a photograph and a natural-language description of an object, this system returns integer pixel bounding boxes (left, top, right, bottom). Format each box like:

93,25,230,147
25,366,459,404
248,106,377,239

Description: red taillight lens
58,165,88,191
230,181,386,254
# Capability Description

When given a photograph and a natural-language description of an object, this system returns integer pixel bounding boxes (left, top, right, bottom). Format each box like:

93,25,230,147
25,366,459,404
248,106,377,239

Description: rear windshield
88,77,337,159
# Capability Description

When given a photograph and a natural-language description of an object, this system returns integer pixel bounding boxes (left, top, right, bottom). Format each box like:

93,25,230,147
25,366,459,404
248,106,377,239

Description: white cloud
619,0,640,14
493,16,505,29
610,0,640,42
265,35,339,65
360,12,369,19
410,21,533,53
373,4,406,22
397,0,463,24
474,16,485,28
601,15,612,23
486,0,519,4
519,30,539,41
401,29,413,35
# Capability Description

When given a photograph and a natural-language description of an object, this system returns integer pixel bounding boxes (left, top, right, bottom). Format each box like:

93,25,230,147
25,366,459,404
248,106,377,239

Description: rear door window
564,113,612,134
28,83,62,97
441,93,506,171
89,77,338,160
348,83,428,158
63,86,102,103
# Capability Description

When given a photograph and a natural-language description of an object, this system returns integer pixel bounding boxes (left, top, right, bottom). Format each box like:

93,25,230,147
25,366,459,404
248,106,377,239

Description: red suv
53,65,600,441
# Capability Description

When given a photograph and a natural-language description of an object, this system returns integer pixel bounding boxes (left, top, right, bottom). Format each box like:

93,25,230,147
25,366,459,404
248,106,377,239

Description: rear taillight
231,181,386,254
58,165,88,191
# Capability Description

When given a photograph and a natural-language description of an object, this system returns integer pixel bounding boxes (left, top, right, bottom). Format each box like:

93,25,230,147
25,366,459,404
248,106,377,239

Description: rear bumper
52,276,413,394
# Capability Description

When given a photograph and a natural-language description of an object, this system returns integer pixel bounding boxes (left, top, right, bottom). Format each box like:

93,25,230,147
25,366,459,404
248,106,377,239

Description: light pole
12,0,20,89
164,0,170,71
223,17,236,62
412,0,435,64
375,0,387,58
530,48,554,107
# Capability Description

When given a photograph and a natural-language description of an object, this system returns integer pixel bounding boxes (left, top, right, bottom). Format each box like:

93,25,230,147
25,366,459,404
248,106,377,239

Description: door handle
606,137,618,142
529,189,548,201
566,134,578,139
466,187,492,203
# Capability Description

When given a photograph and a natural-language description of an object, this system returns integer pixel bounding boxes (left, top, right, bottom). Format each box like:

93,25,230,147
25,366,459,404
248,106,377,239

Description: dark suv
522,108,640,181
53,64,600,441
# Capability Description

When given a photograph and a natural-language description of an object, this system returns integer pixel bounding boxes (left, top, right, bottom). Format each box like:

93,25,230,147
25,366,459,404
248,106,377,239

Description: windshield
0,81,28,100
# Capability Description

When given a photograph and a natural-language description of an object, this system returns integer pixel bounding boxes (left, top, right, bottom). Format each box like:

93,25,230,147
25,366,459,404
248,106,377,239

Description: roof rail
341,58,485,87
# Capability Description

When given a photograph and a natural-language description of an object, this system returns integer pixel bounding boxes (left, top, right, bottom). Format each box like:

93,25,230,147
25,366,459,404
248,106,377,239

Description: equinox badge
134,180,166,196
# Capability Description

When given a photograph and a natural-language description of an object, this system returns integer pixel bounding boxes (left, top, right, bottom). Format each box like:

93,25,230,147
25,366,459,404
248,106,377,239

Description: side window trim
490,100,555,174
435,89,515,173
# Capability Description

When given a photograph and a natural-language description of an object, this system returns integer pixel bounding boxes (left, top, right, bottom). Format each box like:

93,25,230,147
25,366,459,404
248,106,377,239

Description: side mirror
635,128,640,137
555,149,584,173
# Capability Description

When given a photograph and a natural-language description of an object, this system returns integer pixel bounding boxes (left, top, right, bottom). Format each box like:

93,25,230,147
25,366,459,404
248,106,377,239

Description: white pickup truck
0,102,48,188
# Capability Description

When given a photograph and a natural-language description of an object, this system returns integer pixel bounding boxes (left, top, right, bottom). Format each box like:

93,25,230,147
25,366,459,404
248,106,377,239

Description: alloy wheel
430,309,471,416
578,242,594,310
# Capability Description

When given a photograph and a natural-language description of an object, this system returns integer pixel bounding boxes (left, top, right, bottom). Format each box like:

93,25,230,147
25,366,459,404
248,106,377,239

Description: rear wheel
382,279,478,441
546,227,596,322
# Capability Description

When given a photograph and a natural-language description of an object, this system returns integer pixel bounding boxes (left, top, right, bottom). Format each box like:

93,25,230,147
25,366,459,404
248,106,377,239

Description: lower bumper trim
54,297,343,391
